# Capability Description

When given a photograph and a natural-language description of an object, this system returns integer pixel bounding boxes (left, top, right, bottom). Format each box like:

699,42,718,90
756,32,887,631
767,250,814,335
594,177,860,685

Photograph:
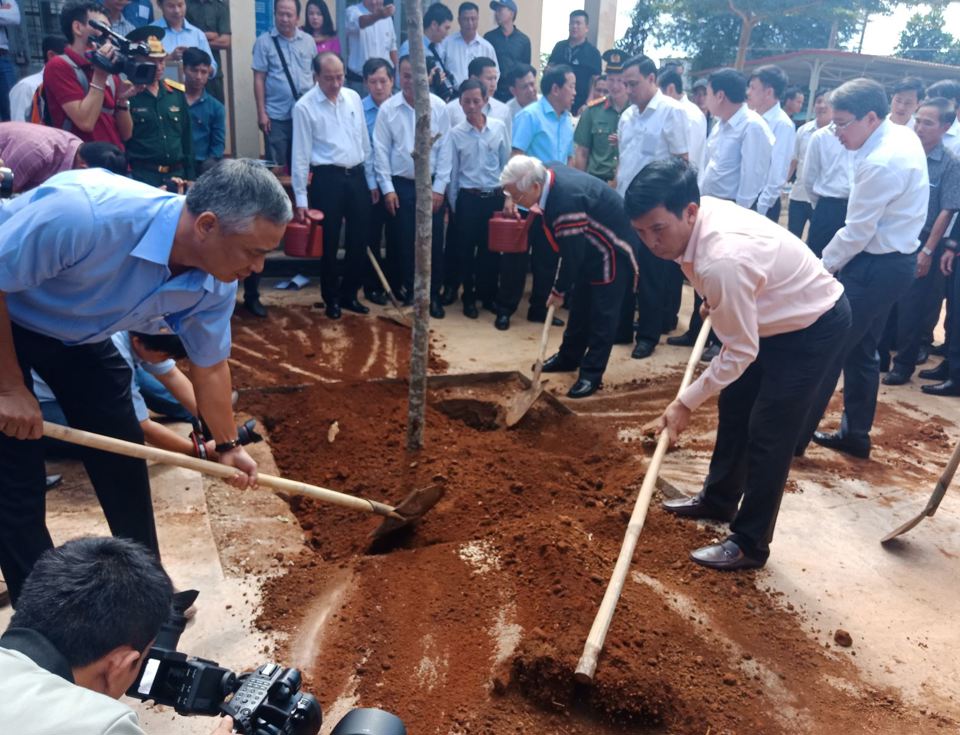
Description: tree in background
896,4,960,66
616,0,663,57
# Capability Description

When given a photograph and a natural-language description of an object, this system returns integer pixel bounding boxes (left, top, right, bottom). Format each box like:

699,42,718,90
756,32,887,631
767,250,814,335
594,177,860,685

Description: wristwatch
215,438,242,454
921,246,934,256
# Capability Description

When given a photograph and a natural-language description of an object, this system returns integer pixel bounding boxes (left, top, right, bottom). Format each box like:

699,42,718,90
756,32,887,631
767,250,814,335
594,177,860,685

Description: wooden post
404,0,432,452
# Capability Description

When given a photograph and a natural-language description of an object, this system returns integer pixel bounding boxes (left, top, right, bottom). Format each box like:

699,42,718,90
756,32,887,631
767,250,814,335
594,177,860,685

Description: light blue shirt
252,27,316,121
155,17,218,79
398,34,430,59
0,168,237,368
447,118,511,210
511,96,574,164
362,94,379,142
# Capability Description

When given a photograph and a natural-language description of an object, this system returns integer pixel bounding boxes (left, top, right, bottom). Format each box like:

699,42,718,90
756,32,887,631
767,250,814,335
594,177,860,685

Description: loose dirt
232,308,951,734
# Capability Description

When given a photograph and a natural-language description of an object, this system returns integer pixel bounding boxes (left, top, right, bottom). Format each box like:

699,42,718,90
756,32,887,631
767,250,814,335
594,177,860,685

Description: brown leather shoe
662,495,734,522
690,539,765,571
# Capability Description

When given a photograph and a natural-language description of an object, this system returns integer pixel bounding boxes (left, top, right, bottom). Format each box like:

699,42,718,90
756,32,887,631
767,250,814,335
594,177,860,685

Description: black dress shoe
243,297,268,318
919,360,950,381
700,343,721,362
690,539,765,571
879,352,890,373
811,430,870,459
342,297,370,315
440,288,458,306
494,314,510,331
662,495,734,522
917,345,930,365
666,331,695,347
325,303,342,320
463,302,479,319
882,367,911,386
365,290,388,306
631,339,657,360
429,299,445,319
541,353,578,373
567,377,599,398
921,379,960,396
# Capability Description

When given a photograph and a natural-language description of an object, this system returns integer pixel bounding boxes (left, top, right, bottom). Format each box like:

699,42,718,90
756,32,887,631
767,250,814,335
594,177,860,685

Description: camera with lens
0,167,13,199
87,19,157,85
129,591,406,735
426,56,457,102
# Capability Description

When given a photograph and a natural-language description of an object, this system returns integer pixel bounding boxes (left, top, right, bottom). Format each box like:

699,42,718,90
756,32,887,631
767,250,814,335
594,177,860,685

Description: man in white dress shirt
800,79,928,459
658,66,706,174
445,56,511,136
928,79,960,155
343,0,398,95
889,77,924,128
626,159,850,571
374,55,452,318
786,88,831,239
441,2,498,89
504,63,538,123
802,95,852,257
7,36,65,122
291,53,377,321
748,64,796,223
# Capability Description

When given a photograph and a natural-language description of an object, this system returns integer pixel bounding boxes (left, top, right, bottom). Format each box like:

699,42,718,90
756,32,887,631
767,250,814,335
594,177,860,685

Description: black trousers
807,197,848,257
364,198,390,296
309,165,370,305
1,324,158,605
763,197,782,224
787,199,813,239
699,296,852,561
492,211,531,317
528,220,559,317
455,191,504,305
615,241,667,344
801,251,916,446
947,265,960,381
893,243,945,374
663,261,685,333
387,177,445,298
558,253,633,382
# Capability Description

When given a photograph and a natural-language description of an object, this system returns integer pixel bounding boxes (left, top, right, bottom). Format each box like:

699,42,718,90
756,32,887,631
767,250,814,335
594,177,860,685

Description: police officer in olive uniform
186,0,231,103
125,27,196,188
573,50,629,183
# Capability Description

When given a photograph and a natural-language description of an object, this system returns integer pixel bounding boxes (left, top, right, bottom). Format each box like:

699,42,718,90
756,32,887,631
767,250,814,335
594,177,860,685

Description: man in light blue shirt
512,64,576,164
0,160,291,606
155,0,218,82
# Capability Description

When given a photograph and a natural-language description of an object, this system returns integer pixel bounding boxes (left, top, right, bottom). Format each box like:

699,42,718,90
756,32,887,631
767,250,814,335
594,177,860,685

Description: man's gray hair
185,159,293,233
501,155,548,192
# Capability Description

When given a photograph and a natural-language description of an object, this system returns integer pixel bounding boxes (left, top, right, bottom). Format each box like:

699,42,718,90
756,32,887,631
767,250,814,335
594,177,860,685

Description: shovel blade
504,384,545,428
371,485,445,539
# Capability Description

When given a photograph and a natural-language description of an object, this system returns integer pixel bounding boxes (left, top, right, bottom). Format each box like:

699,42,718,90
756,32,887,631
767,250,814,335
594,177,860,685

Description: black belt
460,187,503,198
818,196,848,203
311,163,364,177
131,162,182,173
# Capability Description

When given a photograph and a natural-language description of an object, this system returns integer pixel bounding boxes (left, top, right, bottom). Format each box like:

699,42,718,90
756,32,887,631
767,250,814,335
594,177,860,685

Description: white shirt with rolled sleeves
446,96,512,140
756,103,796,216
700,104,773,208
615,90,688,198
821,119,928,274
440,32,499,89
446,117,511,212
373,91,452,197
679,94,707,173
344,3,397,78
0,0,20,51
291,86,373,208
802,125,851,203
788,119,819,204
677,197,845,411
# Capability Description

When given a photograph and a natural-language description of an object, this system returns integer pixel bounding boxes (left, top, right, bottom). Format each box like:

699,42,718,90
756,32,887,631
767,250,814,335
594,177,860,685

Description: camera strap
0,628,75,683
272,35,301,102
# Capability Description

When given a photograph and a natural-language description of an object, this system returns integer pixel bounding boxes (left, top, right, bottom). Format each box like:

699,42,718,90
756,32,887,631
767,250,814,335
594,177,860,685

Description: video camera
426,56,457,102
129,591,406,735
0,167,13,198
87,19,157,85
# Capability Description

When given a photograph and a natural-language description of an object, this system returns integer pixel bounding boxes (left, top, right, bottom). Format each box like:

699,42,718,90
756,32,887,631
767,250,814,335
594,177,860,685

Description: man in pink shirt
626,159,851,570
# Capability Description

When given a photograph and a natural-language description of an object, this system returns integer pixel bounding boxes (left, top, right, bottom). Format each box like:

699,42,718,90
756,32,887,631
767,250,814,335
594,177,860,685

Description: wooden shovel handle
575,317,713,683
42,422,400,519
529,303,556,386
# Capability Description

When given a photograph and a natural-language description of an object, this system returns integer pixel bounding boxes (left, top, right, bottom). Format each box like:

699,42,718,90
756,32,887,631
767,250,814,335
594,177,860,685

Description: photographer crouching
0,159,291,606
0,536,233,735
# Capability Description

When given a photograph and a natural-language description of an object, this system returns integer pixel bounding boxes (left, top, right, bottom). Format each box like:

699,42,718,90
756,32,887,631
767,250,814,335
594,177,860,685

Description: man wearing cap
573,50,628,185
125,26,196,187
484,0,530,104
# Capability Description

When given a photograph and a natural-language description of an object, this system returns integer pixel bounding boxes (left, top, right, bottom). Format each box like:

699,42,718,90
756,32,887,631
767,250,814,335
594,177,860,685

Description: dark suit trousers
807,197,848,258
700,296,851,560
528,221,559,316
455,191,504,304
787,199,813,239
0,324,158,605
617,241,667,343
893,244,946,374
801,251,916,446
388,177,445,298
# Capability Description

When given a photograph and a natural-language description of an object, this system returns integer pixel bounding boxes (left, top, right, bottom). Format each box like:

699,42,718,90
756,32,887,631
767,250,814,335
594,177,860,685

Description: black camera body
87,19,157,85
426,57,457,102
0,167,13,199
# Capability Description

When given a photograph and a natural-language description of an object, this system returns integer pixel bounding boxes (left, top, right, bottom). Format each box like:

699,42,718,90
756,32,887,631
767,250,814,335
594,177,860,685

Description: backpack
30,53,117,131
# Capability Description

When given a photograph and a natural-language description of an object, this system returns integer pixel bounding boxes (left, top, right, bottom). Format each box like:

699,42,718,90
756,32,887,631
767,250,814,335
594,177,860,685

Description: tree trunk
404,0,432,452
734,16,754,70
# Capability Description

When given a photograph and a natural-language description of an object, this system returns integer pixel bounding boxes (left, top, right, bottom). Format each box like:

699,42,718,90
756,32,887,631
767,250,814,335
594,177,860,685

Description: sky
538,1,960,63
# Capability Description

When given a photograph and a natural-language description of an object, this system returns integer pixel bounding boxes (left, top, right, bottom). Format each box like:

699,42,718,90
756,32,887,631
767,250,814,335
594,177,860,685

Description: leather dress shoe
440,287,459,306
812,430,870,459
917,345,930,365
243,296,268,318
662,495,734,522
666,331,695,347
325,303,342,320
463,302,479,319
882,367,911,386
541,353,578,373
342,297,370,315
631,338,657,360
429,298,446,319
567,377,599,398
494,313,510,331
921,379,960,396
365,290,388,306
700,343,721,362
690,539,765,571
919,360,950,381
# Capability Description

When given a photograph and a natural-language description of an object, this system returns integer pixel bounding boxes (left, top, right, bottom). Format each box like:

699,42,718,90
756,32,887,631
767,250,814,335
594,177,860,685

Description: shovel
42,422,443,540
881,437,959,544
367,246,412,328
503,303,557,428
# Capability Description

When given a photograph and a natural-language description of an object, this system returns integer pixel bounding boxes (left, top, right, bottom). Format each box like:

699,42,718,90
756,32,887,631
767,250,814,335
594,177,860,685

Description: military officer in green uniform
186,0,231,103
573,49,629,183
125,27,196,188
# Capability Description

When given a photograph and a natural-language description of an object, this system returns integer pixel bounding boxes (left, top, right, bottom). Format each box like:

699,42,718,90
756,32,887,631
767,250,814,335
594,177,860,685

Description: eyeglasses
829,117,859,135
